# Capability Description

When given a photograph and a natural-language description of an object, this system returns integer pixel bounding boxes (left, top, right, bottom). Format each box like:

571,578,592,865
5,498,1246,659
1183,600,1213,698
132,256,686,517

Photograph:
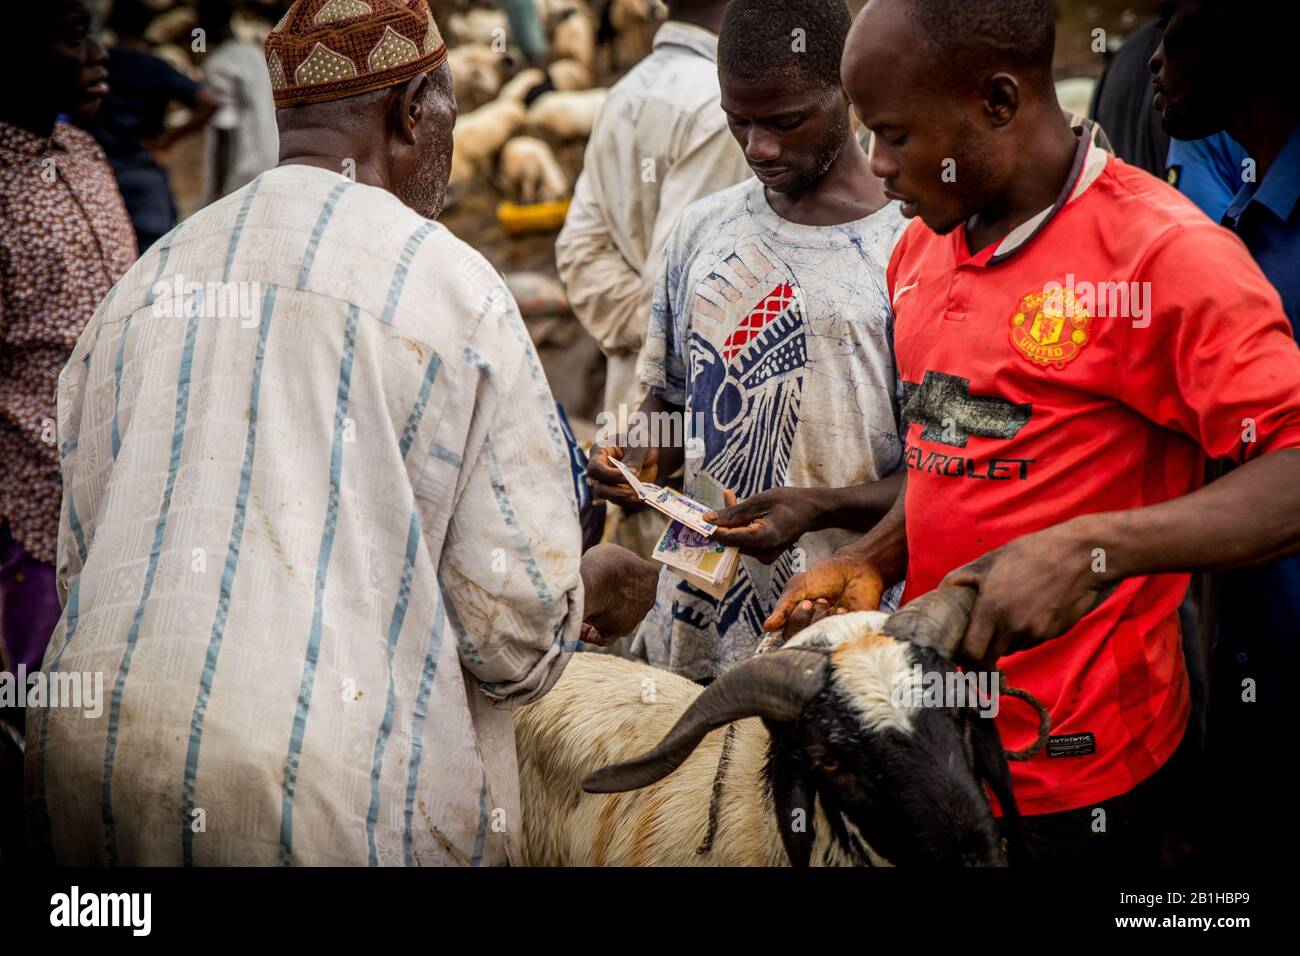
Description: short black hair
718,0,853,92
901,0,1056,89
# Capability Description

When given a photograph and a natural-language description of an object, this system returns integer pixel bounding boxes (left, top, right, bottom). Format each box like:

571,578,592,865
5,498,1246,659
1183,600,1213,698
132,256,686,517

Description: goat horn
882,584,978,659
582,648,830,794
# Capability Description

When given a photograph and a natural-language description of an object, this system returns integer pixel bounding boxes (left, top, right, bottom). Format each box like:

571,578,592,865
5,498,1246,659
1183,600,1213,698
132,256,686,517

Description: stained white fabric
28,164,581,866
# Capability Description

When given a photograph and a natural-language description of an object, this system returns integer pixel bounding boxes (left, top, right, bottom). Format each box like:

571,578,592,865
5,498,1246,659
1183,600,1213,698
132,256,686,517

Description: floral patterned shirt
0,119,136,563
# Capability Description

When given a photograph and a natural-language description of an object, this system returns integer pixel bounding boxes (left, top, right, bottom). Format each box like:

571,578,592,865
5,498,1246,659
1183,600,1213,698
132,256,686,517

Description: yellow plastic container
497,198,572,236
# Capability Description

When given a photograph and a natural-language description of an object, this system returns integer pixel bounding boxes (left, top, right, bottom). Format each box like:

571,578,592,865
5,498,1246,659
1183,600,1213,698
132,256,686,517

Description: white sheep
606,0,667,70
450,97,528,194
498,136,570,203
515,587,1024,866
447,43,506,111
527,88,607,141
549,6,597,71
547,57,592,91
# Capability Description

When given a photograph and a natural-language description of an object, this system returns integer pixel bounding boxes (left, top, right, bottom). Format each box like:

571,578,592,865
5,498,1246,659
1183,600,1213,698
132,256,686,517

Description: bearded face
396,69,456,220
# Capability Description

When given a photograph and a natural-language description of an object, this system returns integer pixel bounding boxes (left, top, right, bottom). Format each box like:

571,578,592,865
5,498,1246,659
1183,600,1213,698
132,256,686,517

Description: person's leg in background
0,521,63,863
108,156,177,255
0,522,62,731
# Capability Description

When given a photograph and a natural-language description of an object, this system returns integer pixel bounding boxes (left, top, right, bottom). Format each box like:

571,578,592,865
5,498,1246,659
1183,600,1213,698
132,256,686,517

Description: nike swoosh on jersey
892,282,918,306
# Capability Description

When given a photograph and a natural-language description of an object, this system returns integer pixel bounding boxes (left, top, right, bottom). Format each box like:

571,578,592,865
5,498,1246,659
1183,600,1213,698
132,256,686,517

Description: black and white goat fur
514,586,1022,866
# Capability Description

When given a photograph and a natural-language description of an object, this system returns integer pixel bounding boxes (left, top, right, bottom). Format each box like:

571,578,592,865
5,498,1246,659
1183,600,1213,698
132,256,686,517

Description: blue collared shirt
1214,120,1300,704
1166,132,1249,223
1221,121,1300,336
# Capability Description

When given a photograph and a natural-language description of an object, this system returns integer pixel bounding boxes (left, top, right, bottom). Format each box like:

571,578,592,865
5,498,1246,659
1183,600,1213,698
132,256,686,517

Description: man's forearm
839,473,908,585
1073,449,1300,584
807,472,905,534
153,102,218,152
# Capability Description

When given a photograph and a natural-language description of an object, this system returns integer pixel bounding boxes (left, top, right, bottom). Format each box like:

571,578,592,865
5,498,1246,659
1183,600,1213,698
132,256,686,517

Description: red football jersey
889,136,1300,815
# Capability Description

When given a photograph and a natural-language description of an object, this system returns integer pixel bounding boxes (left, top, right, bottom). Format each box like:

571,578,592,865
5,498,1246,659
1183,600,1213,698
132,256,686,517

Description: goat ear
969,711,1024,863
769,742,817,868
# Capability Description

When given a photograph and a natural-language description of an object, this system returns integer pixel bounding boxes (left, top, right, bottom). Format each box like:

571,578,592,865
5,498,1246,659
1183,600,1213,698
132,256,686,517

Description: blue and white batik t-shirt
634,177,908,680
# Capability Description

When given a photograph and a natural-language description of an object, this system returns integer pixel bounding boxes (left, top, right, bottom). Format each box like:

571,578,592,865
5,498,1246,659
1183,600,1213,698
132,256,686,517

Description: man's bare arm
707,473,904,562
946,449,1300,667
764,474,910,632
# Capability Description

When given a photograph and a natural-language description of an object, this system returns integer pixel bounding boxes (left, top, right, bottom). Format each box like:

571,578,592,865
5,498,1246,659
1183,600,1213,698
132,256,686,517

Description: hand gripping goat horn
882,585,978,659
883,585,1053,759
582,648,831,794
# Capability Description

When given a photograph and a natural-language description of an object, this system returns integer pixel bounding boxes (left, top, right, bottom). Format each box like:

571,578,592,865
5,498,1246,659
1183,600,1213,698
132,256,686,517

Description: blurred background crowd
66,0,1148,435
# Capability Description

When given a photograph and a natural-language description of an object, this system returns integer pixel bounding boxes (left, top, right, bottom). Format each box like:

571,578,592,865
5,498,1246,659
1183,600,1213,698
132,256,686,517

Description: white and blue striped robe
26,164,582,866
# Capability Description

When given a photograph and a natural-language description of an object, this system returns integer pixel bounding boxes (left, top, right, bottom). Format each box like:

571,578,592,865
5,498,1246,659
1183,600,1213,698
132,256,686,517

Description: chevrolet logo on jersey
901,371,1032,448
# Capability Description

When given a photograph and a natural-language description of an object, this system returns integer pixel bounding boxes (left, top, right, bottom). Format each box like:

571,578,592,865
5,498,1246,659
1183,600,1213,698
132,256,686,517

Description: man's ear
982,72,1021,128
392,71,430,146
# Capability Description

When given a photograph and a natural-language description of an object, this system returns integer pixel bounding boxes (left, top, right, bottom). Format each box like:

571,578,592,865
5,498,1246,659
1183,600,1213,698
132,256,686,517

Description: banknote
653,520,738,599
610,456,718,536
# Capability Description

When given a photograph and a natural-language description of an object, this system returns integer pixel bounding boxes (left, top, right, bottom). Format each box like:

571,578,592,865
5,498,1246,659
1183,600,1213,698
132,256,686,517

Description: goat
527,89,607,141
498,136,570,203
515,586,1022,866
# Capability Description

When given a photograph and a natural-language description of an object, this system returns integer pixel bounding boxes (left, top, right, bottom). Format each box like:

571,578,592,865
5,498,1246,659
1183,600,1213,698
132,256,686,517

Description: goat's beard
397,144,450,221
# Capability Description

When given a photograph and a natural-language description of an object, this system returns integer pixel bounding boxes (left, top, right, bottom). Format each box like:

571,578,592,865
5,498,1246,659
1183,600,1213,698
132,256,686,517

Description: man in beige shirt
556,2,751,415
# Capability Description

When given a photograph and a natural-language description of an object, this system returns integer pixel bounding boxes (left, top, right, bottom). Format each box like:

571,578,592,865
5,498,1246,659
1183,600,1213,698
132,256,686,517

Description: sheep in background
528,88,607,141
499,67,549,103
499,61,592,110
450,97,528,194
515,587,1023,866
549,4,597,71
603,0,667,71
231,10,273,48
144,5,199,46
447,8,511,48
447,43,506,111
547,57,592,91
498,136,570,203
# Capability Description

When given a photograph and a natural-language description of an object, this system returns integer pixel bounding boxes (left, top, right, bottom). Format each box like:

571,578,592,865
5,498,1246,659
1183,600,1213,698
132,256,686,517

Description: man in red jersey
764,0,1300,864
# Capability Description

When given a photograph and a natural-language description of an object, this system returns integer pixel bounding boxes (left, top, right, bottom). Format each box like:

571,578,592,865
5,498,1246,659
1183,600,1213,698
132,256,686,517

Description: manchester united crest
1010,286,1091,369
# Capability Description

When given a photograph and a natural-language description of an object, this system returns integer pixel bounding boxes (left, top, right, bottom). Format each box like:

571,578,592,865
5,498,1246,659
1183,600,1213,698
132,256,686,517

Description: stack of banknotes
610,457,740,598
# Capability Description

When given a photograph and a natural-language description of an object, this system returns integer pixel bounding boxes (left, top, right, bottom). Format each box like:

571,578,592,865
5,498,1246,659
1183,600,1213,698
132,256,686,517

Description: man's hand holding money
587,443,659,509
